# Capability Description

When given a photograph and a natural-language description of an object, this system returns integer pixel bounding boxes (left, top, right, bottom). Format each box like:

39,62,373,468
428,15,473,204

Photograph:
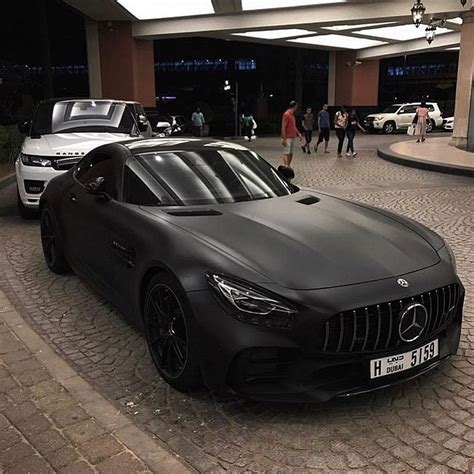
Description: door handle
68,193,77,202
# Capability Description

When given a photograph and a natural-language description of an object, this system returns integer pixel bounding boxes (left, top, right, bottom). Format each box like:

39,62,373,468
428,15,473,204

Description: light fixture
322,22,395,31
411,0,426,28
425,25,436,44
460,0,467,6
288,34,386,49
242,0,346,10
355,24,452,41
232,29,316,40
116,0,214,20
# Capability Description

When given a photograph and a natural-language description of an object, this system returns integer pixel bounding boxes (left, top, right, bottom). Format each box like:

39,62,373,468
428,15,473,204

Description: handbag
412,114,418,125
407,124,416,136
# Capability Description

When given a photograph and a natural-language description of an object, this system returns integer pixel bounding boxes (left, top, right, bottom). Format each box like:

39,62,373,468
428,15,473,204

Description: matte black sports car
40,138,464,402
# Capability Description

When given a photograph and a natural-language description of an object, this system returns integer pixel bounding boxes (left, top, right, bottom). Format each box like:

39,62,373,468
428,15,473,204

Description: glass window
75,154,117,199
400,105,417,114
133,149,293,207
123,164,166,206
235,59,257,71
382,105,400,113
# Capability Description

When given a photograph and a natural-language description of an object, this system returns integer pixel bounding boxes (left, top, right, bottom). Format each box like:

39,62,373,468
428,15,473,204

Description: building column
334,52,380,107
327,52,336,106
452,11,474,152
85,20,156,107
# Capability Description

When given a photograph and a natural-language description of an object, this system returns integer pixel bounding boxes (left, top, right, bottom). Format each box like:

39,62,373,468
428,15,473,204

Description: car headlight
375,116,384,121
206,273,298,329
20,153,52,167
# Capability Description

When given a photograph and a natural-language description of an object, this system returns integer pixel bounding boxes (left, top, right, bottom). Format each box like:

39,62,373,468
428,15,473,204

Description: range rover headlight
206,273,298,329
20,153,52,167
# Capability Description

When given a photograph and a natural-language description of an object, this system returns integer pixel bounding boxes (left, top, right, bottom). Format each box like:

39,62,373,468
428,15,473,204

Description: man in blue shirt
315,104,331,153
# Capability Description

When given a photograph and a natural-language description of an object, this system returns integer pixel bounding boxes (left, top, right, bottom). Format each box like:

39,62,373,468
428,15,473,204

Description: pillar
334,51,380,107
327,52,336,106
452,11,474,152
85,20,156,107
295,49,303,107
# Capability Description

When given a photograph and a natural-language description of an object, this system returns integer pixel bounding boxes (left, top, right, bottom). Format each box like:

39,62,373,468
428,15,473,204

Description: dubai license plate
370,339,439,379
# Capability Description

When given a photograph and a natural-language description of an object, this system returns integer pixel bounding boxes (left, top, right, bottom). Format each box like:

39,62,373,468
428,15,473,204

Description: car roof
121,138,251,154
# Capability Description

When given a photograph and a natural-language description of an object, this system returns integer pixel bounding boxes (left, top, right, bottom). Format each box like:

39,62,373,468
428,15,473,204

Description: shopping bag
407,124,416,136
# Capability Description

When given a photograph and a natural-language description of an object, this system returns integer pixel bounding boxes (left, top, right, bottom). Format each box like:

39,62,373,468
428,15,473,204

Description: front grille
322,284,460,354
52,156,82,171
365,117,375,125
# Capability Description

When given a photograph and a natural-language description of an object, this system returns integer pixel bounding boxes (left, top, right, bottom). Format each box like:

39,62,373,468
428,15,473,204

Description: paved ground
0,133,473,472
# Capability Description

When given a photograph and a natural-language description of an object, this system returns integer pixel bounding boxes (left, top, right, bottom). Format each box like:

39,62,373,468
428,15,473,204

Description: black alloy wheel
40,206,69,274
144,274,201,390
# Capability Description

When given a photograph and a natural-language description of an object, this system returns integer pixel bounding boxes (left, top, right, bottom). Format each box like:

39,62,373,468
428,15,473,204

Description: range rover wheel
40,206,70,274
383,121,395,134
17,189,38,219
144,272,202,391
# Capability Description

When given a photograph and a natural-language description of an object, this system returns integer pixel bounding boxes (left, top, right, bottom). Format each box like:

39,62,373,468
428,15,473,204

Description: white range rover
364,102,444,134
16,98,152,218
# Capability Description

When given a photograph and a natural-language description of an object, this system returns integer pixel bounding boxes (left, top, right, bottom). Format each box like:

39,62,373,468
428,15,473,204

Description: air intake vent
297,195,320,205
167,209,222,217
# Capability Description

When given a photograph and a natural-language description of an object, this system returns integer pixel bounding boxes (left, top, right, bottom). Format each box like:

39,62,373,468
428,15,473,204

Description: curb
0,289,191,474
0,172,15,190
377,144,474,178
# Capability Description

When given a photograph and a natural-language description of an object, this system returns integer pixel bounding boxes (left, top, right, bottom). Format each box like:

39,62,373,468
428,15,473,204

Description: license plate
370,339,439,379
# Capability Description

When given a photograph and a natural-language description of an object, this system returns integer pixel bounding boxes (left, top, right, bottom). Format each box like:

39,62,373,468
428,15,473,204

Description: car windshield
382,105,400,113
133,148,294,206
31,100,136,135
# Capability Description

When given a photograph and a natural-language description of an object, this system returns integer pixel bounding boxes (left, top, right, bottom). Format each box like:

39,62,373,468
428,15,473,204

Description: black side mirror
84,177,109,199
137,114,149,132
18,121,31,134
278,165,295,182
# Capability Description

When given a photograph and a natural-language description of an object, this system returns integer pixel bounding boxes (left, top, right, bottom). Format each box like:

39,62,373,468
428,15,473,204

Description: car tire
17,189,38,219
383,121,395,134
40,205,70,274
426,120,435,133
144,272,202,391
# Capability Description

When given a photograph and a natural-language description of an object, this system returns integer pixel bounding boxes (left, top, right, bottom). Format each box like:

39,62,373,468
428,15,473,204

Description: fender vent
297,195,320,205
167,209,222,217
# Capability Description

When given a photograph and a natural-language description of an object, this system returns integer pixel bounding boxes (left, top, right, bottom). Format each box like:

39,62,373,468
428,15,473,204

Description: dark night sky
0,0,87,65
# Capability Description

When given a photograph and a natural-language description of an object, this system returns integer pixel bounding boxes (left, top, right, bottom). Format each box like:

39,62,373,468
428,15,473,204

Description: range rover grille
322,283,460,354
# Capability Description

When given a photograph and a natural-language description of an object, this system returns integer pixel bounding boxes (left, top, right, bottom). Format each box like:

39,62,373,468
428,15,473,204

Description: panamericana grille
322,284,460,354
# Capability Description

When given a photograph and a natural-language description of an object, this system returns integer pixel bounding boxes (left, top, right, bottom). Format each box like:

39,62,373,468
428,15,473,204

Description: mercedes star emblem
398,303,428,343
397,278,409,288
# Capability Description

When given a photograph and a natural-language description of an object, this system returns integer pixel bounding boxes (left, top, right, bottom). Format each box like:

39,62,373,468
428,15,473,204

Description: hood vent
167,209,222,217
297,195,320,206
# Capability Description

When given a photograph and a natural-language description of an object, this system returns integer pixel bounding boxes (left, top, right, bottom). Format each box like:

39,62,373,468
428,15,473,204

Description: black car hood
146,192,440,290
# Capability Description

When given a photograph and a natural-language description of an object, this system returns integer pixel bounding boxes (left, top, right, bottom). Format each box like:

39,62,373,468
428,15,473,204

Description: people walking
334,106,349,157
281,101,302,167
191,107,205,137
301,107,314,154
415,101,430,143
315,104,331,154
345,109,366,157
242,112,254,142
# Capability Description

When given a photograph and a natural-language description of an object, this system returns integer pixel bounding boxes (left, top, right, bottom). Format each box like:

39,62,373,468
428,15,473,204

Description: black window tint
75,154,117,199
123,165,162,206
428,105,435,112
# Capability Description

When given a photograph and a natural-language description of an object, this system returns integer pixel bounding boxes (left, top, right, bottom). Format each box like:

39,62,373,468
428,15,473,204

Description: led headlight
206,273,298,330
20,153,52,167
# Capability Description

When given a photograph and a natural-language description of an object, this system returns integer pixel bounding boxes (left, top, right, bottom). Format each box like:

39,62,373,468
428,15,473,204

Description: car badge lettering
397,278,409,288
398,303,428,343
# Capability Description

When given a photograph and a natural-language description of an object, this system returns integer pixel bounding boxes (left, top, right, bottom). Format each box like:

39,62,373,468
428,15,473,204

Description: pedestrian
281,101,302,167
242,112,254,142
415,101,430,143
345,109,366,157
301,107,314,154
334,106,349,157
315,104,331,154
191,107,205,137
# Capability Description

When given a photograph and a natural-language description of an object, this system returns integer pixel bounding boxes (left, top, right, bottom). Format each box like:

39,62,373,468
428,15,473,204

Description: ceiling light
355,24,452,41
288,34,386,49
447,17,463,25
446,46,460,50
322,22,395,31
425,26,436,44
116,0,214,20
242,0,346,10
232,29,316,40
411,0,426,28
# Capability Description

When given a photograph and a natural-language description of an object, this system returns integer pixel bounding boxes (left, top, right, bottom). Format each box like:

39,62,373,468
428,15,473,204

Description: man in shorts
315,104,331,153
281,101,302,166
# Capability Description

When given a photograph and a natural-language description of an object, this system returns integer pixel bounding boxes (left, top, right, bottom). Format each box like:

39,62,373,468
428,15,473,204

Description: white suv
16,99,151,218
364,102,444,134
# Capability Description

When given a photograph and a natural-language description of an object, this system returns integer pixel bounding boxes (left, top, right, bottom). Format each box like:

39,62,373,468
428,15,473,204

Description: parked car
152,115,192,136
39,137,464,402
16,98,152,218
443,116,454,131
364,102,443,134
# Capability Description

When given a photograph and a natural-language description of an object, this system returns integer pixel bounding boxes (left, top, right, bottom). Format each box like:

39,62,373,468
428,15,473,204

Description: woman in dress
415,101,430,143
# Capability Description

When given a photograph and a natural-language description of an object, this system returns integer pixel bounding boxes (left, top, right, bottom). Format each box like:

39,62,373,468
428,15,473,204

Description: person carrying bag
407,112,418,136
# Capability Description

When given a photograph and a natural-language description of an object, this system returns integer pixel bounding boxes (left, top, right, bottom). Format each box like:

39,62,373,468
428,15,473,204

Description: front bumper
15,160,65,209
188,264,464,402
364,119,384,130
